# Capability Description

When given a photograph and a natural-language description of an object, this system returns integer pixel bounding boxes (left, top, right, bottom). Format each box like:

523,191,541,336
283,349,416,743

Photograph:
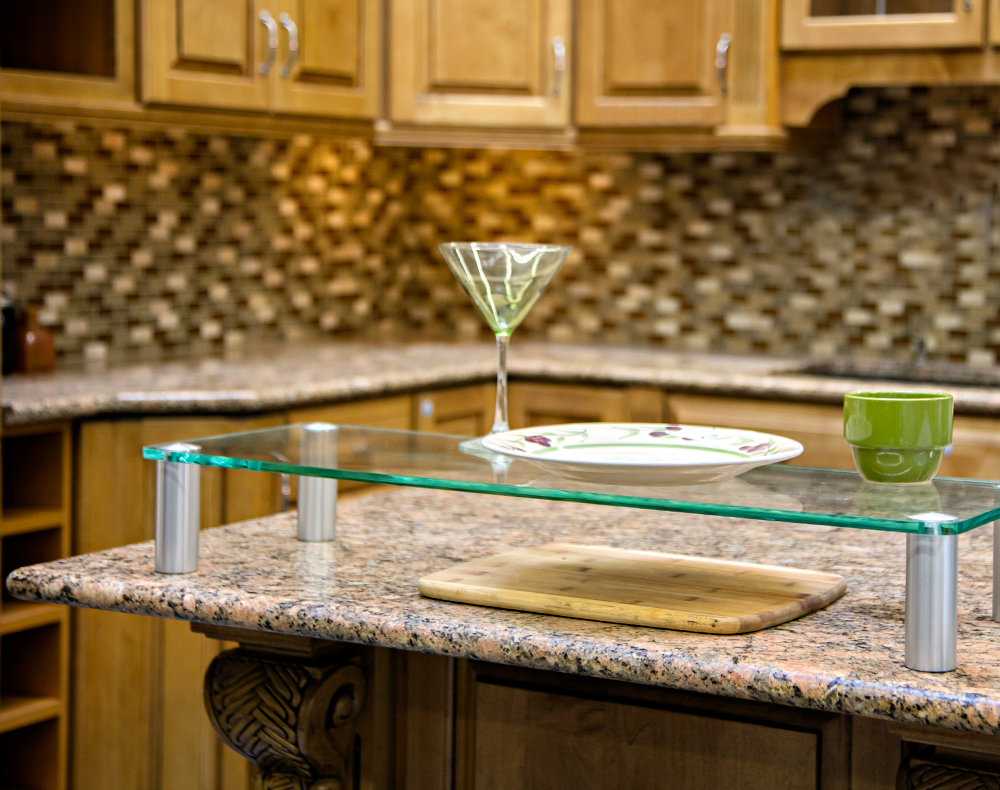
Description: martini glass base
458,435,503,457
458,435,514,482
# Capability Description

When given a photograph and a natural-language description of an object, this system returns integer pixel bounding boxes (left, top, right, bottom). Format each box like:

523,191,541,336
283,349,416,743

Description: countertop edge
7,557,998,737
8,366,1000,426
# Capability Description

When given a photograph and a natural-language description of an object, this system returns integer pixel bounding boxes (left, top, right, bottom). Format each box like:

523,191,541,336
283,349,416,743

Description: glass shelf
143,424,1000,536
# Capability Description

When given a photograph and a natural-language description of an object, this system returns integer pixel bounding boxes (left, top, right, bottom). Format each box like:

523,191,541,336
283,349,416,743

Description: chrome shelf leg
155,443,201,574
298,423,338,542
905,533,957,672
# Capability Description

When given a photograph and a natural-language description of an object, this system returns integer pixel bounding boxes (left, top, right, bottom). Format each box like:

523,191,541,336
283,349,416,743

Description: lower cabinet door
456,662,824,790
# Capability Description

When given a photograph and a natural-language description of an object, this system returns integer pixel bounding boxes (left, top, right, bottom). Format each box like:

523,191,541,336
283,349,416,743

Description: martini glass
439,242,572,448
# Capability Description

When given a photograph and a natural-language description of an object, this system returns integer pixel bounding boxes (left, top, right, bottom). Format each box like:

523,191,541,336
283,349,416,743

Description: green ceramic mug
843,391,953,484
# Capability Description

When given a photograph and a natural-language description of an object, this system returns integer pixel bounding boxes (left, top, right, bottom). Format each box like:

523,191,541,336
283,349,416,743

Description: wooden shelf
0,696,61,734
0,508,64,537
0,602,64,636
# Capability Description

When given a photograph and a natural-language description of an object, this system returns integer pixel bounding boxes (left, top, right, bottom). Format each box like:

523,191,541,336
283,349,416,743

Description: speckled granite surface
6,340,1000,426
8,487,1000,734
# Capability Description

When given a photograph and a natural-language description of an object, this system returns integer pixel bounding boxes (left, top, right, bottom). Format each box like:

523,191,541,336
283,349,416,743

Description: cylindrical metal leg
155,443,201,574
298,423,337,542
993,522,1000,623
905,533,958,672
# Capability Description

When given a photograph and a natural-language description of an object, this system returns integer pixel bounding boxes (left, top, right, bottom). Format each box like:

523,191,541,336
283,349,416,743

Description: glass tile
143,424,1000,535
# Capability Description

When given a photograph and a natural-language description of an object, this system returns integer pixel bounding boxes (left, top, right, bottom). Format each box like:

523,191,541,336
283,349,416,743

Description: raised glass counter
143,423,1000,535
143,423,1000,674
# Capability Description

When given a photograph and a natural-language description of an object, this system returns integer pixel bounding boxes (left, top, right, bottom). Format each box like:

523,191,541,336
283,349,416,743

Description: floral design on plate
481,423,803,486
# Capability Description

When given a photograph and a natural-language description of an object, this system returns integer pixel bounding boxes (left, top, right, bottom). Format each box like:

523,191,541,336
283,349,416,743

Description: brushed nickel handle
279,12,299,77
259,10,278,75
552,36,566,97
715,33,732,96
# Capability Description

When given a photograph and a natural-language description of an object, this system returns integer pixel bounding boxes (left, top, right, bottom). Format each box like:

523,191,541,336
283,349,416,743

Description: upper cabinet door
782,0,984,49
576,0,732,127
270,0,381,118
390,0,571,127
141,0,270,110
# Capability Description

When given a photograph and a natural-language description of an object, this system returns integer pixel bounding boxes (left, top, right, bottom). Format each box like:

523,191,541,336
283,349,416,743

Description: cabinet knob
419,399,435,419
259,10,279,75
279,13,299,77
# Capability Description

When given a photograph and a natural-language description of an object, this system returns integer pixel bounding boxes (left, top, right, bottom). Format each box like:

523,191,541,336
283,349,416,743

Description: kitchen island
9,486,1000,789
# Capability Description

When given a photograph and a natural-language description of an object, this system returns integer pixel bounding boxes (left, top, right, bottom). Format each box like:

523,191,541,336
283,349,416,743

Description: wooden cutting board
419,543,846,635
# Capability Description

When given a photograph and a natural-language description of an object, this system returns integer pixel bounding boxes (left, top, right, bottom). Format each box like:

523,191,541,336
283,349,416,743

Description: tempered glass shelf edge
142,441,1000,536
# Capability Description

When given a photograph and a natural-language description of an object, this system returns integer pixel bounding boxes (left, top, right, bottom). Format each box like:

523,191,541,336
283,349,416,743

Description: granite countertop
8,487,1000,735
5,341,1000,426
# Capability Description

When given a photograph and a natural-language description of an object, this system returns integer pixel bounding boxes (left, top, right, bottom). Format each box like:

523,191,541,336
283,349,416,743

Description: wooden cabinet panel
469,682,817,789
290,395,412,495
667,394,1000,481
141,0,270,110
289,394,413,429
454,661,832,790
665,394,855,470
177,0,249,68
939,415,1000,481
576,0,730,127
73,416,274,790
415,385,496,436
782,0,984,50
390,0,570,127
399,652,455,790
270,0,381,118
508,383,664,429
0,0,136,110
509,383,629,428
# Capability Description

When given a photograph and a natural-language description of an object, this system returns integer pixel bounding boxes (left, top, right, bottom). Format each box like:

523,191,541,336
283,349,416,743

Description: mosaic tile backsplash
3,85,1000,368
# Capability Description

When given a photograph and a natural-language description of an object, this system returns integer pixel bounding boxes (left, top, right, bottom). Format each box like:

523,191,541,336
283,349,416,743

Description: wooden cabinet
665,393,1000,480
141,0,381,118
508,383,664,429
577,0,731,128
399,653,852,790
290,395,413,495
782,0,984,50
389,0,571,128
415,384,496,436
575,0,782,143
141,0,270,111
270,0,382,118
665,394,855,470
0,422,72,790
0,0,135,110
73,415,285,790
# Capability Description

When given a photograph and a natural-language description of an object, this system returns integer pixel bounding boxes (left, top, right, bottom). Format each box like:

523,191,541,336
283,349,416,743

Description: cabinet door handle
715,33,732,96
279,12,299,77
964,0,973,12
552,36,566,97
259,10,278,75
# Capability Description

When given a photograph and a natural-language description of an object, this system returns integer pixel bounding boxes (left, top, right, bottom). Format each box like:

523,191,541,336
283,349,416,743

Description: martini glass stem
492,333,510,434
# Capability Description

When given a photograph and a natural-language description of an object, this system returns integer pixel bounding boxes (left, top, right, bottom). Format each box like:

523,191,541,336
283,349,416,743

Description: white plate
482,423,804,485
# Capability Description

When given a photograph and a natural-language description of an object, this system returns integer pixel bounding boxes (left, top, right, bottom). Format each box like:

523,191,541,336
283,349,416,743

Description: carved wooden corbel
204,646,366,790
